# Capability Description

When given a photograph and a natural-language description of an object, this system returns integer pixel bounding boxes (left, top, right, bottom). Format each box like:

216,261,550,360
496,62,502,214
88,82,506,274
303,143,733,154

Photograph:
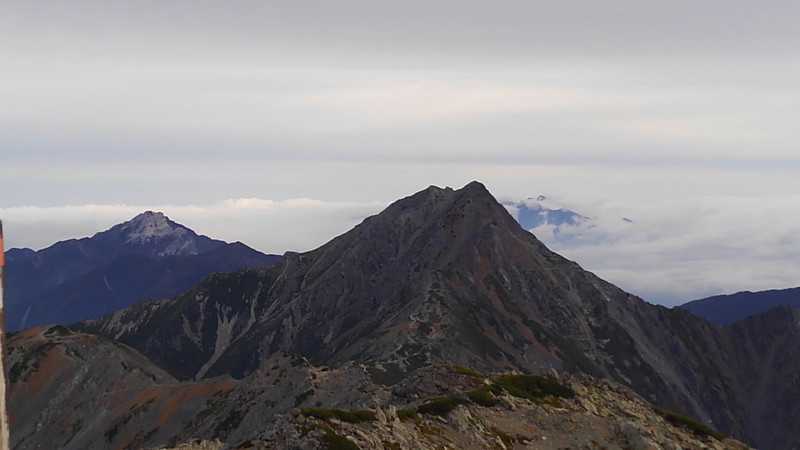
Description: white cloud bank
529,194,800,306
0,199,384,256
3,191,798,307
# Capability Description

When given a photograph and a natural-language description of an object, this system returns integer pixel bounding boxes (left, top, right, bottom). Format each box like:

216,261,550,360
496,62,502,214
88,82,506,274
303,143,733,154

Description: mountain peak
461,180,489,192
90,211,225,257
457,180,505,205
132,210,166,221
123,211,180,241
409,181,491,203
376,181,520,242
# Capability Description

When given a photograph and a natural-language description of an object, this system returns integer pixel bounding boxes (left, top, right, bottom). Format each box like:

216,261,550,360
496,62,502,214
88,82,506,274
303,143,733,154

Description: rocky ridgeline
10,326,749,449
270,372,749,450
156,365,750,450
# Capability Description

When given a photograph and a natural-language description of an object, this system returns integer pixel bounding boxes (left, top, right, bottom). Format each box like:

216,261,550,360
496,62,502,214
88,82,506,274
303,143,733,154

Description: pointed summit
83,181,573,379
119,211,181,241
461,179,491,194
93,211,224,257
127,210,170,226
397,181,495,209
373,181,525,248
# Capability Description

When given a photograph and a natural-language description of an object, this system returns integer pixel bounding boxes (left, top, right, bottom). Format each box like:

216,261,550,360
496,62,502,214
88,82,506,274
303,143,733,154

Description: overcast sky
2,1,799,306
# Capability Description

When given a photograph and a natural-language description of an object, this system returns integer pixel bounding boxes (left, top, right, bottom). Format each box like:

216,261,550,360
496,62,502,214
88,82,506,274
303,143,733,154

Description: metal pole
0,221,9,450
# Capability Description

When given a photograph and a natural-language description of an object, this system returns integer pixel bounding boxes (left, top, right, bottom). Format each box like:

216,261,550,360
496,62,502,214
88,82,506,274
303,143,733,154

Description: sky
2,1,799,306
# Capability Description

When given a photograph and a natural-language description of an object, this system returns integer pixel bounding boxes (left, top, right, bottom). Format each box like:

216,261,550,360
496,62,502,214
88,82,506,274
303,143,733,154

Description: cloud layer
529,194,800,306
0,199,383,256
4,189,798,307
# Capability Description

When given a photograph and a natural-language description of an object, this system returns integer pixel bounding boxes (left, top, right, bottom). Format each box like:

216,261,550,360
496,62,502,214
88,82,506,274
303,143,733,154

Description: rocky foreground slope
9,326,749,450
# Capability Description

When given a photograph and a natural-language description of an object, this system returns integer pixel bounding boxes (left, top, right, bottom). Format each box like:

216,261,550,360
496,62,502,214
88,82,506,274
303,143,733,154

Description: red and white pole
0,221,9,450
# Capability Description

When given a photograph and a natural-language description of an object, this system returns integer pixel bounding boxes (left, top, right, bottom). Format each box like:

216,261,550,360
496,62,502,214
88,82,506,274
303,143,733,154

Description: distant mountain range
680,286,800,325
504,199,800,327
503,195,589,229
501,195,593,242
4,211,281,331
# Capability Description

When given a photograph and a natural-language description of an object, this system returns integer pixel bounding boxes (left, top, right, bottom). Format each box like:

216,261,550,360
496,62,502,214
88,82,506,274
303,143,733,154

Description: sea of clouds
3,193,798,307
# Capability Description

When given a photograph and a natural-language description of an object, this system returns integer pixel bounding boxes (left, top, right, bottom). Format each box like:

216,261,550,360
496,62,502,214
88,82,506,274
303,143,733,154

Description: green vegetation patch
449,365,483,379
301,408,377,423
323,433,361,450
396,407,418,421
657,408,726,441
417,396,465,416
493,374,575,402
467,386,499,407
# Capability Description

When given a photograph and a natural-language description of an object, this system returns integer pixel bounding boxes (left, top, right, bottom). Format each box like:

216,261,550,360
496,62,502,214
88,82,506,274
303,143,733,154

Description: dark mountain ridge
5,211,281,331
680,286,800,325
79,182,800,448
6,211,222,296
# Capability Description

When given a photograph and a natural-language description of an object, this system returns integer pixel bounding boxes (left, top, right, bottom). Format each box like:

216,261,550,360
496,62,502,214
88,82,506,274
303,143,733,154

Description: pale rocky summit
102,210,224,257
